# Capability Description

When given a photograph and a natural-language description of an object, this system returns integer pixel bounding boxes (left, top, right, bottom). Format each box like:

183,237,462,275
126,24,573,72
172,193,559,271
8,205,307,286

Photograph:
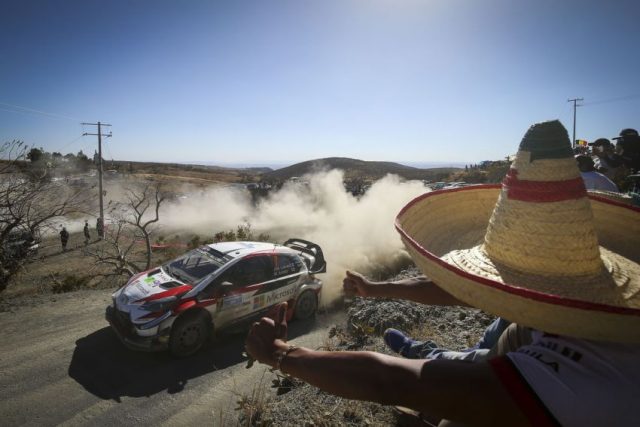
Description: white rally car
106,238,326,357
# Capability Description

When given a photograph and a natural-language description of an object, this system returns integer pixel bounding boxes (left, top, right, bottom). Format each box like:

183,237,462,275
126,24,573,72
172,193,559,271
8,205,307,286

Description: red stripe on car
137,284,193,303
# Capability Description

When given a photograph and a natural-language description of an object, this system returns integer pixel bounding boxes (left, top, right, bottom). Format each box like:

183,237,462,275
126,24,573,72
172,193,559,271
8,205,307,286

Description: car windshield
164,247,231,284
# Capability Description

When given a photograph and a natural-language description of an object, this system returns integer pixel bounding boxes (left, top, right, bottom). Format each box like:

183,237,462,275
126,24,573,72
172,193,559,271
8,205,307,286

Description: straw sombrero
396,120,640,343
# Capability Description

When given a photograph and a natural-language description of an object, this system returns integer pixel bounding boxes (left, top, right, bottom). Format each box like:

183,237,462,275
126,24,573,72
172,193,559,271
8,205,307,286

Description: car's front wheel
169,310,210,357
294,290,317,320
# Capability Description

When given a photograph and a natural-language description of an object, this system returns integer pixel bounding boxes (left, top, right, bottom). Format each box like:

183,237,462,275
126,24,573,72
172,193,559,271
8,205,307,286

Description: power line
54,135,85,153
0,101,79,121
581,94,640,107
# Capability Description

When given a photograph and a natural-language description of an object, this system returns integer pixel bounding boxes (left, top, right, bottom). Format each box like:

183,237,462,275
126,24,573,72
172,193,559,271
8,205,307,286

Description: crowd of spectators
574,128,640,195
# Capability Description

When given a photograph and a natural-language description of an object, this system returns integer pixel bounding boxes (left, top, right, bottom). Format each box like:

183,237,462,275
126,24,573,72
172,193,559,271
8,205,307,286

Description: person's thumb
275,302,288,340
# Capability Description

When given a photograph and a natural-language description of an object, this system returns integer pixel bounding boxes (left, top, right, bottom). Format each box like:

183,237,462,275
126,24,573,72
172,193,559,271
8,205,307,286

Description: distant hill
262,157,460,181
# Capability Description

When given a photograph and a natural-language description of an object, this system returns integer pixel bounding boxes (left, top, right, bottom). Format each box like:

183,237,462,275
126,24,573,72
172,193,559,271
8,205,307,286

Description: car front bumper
105,306,169,352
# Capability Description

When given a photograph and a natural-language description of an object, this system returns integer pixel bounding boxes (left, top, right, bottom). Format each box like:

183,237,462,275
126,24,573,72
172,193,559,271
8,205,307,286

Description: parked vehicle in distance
106,238,326,357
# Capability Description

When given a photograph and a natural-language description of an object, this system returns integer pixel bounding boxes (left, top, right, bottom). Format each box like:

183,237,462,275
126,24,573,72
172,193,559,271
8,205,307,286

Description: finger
346,270,364,282
250,318,273,337
275,302,288,339
266,303,280,320
277,302,288,324
343,284,355,296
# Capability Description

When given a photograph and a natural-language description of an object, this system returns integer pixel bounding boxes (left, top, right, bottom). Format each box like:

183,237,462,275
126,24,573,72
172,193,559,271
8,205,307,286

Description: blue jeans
405,317,511,361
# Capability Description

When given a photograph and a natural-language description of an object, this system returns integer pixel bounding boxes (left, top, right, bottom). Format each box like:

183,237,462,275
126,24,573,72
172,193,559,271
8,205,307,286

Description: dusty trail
0,289,342,426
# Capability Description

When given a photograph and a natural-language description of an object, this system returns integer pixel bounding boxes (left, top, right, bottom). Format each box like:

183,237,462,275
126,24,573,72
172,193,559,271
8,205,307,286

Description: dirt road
0,289,341,426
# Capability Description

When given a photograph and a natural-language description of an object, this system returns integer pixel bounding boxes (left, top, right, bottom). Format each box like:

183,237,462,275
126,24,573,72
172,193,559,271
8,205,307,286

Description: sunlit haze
2,0,639,165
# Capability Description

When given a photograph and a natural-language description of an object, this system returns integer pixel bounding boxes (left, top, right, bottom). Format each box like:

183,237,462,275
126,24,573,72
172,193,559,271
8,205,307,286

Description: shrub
213,223,271,243
51,274,90,293
188,235,201,249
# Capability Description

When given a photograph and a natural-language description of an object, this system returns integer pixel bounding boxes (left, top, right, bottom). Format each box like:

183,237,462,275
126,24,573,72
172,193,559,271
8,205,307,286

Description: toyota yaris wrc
106,238,326,357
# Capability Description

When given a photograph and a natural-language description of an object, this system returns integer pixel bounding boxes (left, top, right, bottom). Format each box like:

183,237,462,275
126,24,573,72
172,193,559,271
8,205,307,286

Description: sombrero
395,120,640,343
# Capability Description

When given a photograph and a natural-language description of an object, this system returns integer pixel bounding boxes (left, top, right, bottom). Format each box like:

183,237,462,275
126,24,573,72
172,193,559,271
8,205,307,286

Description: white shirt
491,330,640,427
580,171,619,192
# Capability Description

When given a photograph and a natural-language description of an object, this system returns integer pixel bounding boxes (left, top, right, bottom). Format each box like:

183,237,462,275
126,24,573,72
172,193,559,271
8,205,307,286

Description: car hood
122,269,192,304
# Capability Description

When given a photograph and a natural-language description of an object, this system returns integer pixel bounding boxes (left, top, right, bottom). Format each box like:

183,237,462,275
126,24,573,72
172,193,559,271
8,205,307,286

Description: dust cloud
161,170,429,305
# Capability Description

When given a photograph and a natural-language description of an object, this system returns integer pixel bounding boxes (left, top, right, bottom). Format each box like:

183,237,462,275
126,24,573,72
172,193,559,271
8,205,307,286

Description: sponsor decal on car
266,286,295,304
222,294,243,308
135,283,150,295
253,294,265,310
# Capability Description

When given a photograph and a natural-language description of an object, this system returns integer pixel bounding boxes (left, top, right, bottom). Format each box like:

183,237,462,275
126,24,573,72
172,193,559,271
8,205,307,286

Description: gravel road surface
0,289,339,426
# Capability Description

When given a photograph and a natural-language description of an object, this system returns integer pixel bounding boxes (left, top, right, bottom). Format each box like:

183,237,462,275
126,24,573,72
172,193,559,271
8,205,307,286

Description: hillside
108,160,268,184
262,157,460,181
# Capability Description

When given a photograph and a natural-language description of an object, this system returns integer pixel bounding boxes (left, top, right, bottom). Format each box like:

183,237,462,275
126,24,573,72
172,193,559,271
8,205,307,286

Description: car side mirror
219,281,234,295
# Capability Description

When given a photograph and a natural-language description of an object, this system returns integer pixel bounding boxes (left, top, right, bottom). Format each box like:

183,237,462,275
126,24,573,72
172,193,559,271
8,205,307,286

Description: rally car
106,238,326,357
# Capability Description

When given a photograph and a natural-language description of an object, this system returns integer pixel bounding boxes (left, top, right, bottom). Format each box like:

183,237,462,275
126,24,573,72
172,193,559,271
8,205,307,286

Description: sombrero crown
396,120,640,343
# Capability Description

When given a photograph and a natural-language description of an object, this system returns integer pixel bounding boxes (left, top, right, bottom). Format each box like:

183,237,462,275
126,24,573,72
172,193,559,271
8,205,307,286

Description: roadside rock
347,267,493,350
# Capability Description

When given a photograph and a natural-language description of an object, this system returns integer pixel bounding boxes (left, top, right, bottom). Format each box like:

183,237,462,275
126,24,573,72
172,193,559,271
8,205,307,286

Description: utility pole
567,98,583,148
82,122,112,238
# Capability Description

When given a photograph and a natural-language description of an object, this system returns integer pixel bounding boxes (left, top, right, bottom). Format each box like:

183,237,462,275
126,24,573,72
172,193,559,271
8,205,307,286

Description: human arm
343,270,469,306
246,304,529,427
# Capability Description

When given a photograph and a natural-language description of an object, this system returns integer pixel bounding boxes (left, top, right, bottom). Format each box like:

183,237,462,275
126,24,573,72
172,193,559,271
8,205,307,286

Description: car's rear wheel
169,310,210,357
294,290,317,320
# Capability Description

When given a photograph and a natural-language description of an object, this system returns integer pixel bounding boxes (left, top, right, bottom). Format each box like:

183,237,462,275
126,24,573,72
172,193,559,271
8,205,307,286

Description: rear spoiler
284,238,327,274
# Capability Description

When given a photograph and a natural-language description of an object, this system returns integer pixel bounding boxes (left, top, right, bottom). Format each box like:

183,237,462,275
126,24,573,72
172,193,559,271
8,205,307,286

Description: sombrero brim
395,185,640,343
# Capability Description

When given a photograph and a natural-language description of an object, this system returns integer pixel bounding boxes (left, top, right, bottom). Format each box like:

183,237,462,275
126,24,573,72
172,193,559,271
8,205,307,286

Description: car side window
274,254,302,278
229,256,274,287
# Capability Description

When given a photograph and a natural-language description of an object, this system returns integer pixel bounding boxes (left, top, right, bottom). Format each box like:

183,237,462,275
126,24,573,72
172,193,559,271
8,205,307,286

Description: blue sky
1,0,639,166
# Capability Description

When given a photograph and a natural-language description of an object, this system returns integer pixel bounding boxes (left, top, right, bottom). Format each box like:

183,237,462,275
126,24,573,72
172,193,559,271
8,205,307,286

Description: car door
214,255,274,328
250,253,304,313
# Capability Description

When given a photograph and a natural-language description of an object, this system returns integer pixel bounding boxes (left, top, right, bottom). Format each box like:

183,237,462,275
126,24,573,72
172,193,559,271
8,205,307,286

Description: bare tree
0,140,90,291
88,183,166,279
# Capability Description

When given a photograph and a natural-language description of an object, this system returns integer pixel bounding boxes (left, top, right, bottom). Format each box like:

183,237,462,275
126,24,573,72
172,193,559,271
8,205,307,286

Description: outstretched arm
343,270,469,306
246,304,528,427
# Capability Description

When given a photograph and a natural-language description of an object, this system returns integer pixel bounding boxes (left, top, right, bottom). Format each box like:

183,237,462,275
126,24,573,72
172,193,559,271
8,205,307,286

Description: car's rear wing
284,238,327,274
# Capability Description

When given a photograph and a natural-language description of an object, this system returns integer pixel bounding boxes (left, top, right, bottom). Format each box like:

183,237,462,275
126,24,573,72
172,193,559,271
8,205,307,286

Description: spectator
613,128,640,172
60,227,69,251
96,217,104,239
245,121,640,427
83,220,90,245
589,138,625,181
576,154,619,192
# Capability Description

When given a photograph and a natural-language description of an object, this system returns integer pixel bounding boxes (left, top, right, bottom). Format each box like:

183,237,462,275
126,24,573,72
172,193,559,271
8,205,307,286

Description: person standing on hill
576,154,619,192
83,220,90,245
590,138,625,181
613,128,640,172
60,227,69,251
96,217,104,239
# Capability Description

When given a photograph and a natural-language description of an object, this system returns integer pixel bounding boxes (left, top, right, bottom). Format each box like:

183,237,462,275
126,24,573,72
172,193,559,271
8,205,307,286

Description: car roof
205,241,286,259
